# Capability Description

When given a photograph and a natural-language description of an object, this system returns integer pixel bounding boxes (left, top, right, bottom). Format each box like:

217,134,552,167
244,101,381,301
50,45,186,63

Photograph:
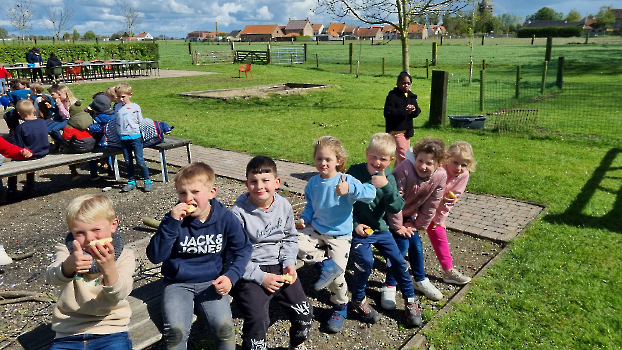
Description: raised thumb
73,240,83,254
341,174,346,182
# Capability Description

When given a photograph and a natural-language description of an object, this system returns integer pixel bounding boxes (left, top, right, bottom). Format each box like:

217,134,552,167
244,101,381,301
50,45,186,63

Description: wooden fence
234,50,269,64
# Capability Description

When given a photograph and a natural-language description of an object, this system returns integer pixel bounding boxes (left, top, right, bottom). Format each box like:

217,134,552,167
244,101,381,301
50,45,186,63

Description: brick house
284,19,314,36
326,23,346,37
240,24,283,42
311,23,325,36
407,24,429,39
353,27,383,40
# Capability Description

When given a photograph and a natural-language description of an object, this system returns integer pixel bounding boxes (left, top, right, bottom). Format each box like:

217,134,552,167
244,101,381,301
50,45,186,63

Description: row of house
521,11,622,36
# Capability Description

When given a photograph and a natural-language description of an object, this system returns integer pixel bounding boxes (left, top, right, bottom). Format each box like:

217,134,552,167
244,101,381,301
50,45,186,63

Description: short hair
246,156,278,177
175,162,215,188
397,71,412,84
16,99,35,117
48,84,61,94
66,194,116,227
9,79,22,90
313,135,347,173
368,133,396,156
106,86,117,99
448,141,476,172
18,78,30,88
412,137,446,164
30,82,44,94
115,83,132,95
32,47,40,53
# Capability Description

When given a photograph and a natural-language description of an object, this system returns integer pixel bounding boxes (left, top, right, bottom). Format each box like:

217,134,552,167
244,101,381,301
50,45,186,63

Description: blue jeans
47,117,68,134
385,231,425,285
49,331,132,350
351,231,415,300
161,280,235,350
120,138,150,182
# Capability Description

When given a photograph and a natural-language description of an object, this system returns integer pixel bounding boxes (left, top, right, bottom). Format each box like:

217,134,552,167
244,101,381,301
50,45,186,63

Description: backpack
140,118,173,147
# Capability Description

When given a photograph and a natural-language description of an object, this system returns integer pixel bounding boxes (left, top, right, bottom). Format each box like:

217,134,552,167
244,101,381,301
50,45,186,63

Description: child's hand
282,265,297,284
213,275,232,296
89,240,115,273
19,148,33,158
335,174,349,196
262,273,285,293
62,240,93,277
443,191,457,204
171,202,196,221
295,218,305,229
396,226,415,238
355,224,372,237
371,169,388,188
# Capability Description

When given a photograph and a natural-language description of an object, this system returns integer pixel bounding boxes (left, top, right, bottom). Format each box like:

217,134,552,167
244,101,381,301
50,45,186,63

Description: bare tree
120,3,142,37
42,5,75,43
317,0,468,72
6,1,34,44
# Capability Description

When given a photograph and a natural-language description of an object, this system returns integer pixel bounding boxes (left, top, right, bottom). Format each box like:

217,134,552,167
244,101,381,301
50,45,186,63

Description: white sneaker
380,285,397,310
0,246,13,266
413,278,443,301
443,269,471,285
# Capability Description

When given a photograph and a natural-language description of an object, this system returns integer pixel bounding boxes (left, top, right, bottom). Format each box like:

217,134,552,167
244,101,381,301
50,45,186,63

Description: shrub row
517,27,583,38
0,42,159,64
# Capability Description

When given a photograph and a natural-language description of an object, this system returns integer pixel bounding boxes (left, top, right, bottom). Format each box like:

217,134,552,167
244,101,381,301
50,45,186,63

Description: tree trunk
401,33,409,73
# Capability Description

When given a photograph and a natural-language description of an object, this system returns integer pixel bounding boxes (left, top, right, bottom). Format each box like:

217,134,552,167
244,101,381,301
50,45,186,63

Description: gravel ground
0,160,502,350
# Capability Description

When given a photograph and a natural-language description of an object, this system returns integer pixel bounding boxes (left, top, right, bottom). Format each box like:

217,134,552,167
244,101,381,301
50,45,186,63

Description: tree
83,30,97,41
565,9,582,23
120,3,142,37
500,13,521,34
525,7,563,22
42,5,74,43
443,11,471,35
595,6,616,29
73,29,80,41
317,0,468,72
6,1,34,44
0,27,8,39
63,32,71,41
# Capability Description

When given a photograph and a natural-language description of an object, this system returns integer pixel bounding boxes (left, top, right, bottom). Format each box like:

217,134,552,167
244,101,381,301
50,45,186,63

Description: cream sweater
45,244,136,338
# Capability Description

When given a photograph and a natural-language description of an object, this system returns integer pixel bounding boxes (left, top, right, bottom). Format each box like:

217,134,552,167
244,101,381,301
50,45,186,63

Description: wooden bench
0,136,192,183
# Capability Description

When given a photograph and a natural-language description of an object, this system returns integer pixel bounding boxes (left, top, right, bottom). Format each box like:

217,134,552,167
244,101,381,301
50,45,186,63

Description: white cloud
247,5,274,21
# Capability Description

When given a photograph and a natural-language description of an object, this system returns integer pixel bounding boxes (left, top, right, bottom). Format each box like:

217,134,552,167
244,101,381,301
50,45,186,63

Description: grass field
66,37,622,349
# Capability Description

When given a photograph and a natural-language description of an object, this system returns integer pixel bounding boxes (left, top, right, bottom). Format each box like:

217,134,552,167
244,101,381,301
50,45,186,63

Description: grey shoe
443,269,471,285
405,297,422,327
414,278,443,301
352,297,381,324
122,181,137,192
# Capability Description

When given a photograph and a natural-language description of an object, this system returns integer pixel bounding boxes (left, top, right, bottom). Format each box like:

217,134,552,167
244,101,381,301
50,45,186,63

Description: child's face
50,91,59,100
397,77,412,94
414,152,438,179
58,92,68,102
176,180,217,221
365,148,394,176
70,218,119,251
314,147,341,179
446,154,468,178
246,172,281,208
119,92,132,104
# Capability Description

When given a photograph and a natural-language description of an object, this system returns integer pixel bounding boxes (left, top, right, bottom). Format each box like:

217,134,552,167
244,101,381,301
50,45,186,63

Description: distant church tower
478,0,494,15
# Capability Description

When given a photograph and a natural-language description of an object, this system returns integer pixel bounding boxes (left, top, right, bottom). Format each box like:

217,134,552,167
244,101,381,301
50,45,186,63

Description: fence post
371,37,374,45
349,42,353,73
342,37,345,45
482,59,486,70
541,60,548,95
192,51,196,65
382,57,385,76
481,35,484,46
531,35,535,45
545,37,552,61
480,69,485,112
356,61,360,78
316,54,319,68
188,42,192,54
267,44,271,64
304,43,308,62
515,65,521,99
431,42,437,66
440,36,443,45
429,70,449,126
231,41,235,51
426,59,430,79
556,56,564,89
585,32,589,44
291,53,293,66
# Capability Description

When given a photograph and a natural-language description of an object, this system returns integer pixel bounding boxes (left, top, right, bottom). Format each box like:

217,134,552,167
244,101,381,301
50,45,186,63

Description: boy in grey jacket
230,156,313,350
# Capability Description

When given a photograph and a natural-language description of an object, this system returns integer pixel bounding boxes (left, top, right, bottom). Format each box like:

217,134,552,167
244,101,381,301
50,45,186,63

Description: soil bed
178,83,328,100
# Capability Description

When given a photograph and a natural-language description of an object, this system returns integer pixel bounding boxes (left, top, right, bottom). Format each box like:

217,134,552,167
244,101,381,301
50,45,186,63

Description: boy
146,162,252,350
45,194,136,350
29,82,46,118
6,100,49,195
230,156,313,350
346,133,422,327
114,83,152,192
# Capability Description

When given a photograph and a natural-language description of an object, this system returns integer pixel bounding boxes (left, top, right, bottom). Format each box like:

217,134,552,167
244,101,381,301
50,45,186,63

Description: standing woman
384,71,421,168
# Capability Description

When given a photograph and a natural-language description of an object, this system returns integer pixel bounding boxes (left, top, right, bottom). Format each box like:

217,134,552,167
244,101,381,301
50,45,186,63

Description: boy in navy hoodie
146,162,252,350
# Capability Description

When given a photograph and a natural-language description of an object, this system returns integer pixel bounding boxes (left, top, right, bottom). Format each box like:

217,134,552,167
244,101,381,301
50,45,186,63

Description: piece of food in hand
283,273,293,282
187,204,197,213
447,191,457,199
364,228,374,235
89,237,113,246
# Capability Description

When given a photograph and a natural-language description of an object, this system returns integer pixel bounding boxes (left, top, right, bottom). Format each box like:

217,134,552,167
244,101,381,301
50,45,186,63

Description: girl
47,85,78,151
425,141,476,285
297,136,376,333
382,137,447,308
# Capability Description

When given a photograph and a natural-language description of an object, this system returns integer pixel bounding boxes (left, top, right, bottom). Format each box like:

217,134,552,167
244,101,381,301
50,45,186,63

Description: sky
1,0,622,39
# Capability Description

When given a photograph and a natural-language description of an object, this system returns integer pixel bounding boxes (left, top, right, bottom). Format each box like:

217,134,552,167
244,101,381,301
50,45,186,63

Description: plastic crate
449,115,487,129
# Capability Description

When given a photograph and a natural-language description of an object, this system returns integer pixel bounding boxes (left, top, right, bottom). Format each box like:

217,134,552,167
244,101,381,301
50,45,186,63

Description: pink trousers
426,223,454,271
392,133,410,168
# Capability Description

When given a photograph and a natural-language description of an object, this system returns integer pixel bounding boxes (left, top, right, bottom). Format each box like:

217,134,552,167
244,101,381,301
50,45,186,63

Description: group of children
45,132,476,350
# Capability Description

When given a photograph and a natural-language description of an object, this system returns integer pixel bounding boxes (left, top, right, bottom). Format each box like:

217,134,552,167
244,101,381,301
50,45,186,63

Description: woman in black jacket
384,71,421,167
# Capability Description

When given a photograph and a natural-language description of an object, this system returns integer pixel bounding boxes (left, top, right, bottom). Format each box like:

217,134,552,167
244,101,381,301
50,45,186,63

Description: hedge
0,42,159,64
517,26,583,38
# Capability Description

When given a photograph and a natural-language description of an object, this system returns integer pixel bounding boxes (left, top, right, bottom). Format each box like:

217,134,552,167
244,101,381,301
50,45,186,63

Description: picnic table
5,60,159,83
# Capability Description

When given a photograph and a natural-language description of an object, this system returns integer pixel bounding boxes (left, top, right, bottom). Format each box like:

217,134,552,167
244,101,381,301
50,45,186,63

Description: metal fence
271,46,305,65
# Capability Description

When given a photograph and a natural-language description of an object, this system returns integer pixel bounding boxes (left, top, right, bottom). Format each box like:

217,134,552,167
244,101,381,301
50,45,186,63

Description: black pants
232,265,313,350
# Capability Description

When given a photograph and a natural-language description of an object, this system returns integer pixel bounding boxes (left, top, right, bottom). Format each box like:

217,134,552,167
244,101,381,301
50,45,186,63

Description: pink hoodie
432,164,469,226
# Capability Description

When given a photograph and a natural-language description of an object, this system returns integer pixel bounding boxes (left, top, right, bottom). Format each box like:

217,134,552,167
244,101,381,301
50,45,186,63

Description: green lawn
70,37,622,348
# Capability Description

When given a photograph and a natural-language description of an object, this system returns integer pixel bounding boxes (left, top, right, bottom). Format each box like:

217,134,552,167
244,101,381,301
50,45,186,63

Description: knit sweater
14,118,49,158
115,103,143,138
45,246,136,338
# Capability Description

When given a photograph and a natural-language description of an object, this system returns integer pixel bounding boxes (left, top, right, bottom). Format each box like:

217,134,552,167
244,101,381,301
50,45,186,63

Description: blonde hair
412,137,446,165
16,99,35,117
368,133,396,156
57,85,78,104
66,194,116,227
106,86,117,100
30,82,45,94
175,162,215,189
448,141,476,172
115,83,132,95
313,136,347,173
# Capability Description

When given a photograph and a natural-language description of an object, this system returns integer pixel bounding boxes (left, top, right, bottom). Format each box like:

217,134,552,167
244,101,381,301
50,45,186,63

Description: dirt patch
0,161,502,350
178,83,329,100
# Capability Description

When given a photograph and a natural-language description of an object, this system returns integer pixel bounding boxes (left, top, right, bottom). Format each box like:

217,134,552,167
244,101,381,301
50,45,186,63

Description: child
29,82,45,118
0,62,11,94
382,137,447,304
297,135,376,333
47,85,77,151
230,156,313,350
89,92,115,124
106,86,119,111
6,100,49,195
4,80,30,133
45,194,136,350
114,83,152,192
346,133,422,327
61,101,99,180
146,162,252,350
422,141,476,285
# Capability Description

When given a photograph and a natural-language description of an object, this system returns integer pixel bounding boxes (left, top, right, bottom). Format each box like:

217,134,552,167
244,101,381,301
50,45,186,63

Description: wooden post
188,42,192,54
304,43,307,62
349,42,353,73
515,65,521,99
95,37,99,45
481,35,484,45
267,44,271,64
541,61,548,94
431,42,437,66
531,35,535,45
231,41,235,51
290,53,293,66
429,70,449,126
192,51,197,65
342,37,345,45
585,32,589,44
482,59,486,70
382,57,385,76
371,37,374,45
440,36,443,45
356,61,360,78
316,54,319,68
426,59,429,79
480,70,485,112
545,37,552,61
556,56,565,89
